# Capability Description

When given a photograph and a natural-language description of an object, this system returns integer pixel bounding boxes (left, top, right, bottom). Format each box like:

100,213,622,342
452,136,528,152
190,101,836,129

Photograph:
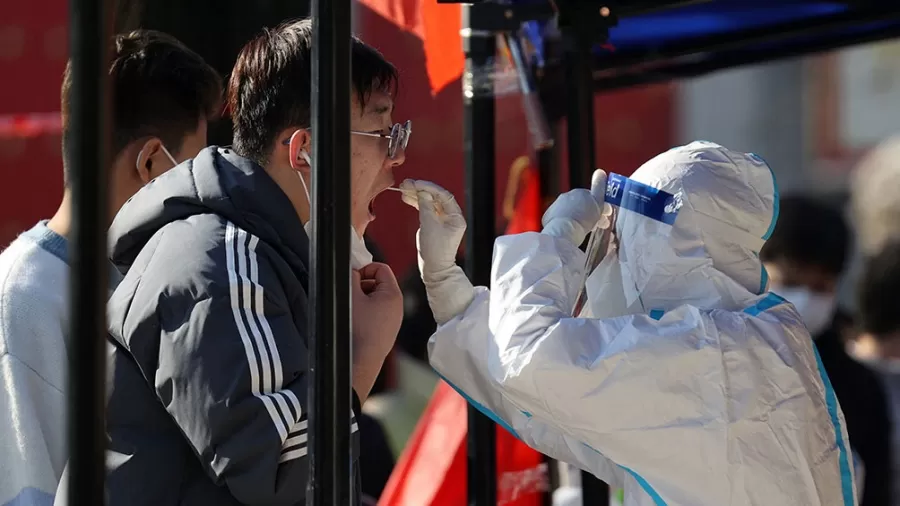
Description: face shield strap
605,173,681,226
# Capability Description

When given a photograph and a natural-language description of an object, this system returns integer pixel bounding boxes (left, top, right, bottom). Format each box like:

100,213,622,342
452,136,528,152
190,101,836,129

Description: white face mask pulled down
769,285,837,337
297,150,374,269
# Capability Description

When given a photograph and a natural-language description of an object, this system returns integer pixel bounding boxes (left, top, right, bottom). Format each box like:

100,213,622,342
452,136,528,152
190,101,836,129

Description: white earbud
297,150,312,201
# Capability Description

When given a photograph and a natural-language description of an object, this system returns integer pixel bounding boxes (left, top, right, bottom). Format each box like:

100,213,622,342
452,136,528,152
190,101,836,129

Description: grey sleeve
151,228,311,505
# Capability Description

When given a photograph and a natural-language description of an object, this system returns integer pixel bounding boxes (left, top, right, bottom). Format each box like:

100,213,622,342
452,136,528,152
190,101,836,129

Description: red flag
504,156,543,234
358,0,465,95
379,381,547,506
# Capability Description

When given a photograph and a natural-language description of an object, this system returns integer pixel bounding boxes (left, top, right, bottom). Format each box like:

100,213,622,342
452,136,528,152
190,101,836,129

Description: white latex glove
399,179,476,324
541,169,614,246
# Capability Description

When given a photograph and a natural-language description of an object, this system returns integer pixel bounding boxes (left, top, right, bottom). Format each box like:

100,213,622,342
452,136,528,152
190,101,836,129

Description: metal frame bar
308,0,354,504
462,5,499,505
67,0,111,503
594,20,900,91
564,33,596,190
593,4,900,71
455,1,900,506
536,144,557,506
561,21,612,506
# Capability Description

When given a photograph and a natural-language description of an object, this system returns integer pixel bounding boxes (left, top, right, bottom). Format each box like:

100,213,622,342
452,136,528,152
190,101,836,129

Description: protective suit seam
712,315,736,503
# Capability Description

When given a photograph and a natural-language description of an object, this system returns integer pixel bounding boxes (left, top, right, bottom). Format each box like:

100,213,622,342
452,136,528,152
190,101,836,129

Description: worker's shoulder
671,293,799,335
723,292,807,332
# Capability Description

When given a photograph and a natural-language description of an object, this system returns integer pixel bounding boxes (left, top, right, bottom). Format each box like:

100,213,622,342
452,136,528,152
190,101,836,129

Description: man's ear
286,129,312,173
135,138,163,184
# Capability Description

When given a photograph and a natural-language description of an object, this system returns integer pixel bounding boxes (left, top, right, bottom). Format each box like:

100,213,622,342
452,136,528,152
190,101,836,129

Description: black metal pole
563,32,595,190
564,28,610,506
537,143,558,506
308,0,353,504
67,0,111,503
462,5,497,506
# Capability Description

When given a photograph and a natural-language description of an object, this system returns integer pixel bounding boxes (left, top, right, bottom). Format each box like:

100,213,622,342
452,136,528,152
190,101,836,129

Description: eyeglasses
352,120,411,159
282,120,412,160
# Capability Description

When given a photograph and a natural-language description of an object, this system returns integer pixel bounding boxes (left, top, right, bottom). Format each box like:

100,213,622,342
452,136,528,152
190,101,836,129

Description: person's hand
352,262,402,356
351,263,403,401
399,179,476,325
399,179,466,280
541,169,614,246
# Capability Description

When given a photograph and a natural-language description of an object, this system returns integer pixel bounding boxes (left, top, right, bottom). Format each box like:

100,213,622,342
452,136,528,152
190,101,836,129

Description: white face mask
769,285,837,337
297,149,374,269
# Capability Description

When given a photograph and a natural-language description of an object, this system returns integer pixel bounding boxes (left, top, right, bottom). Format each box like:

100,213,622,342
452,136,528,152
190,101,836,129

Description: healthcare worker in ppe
400,141,856,506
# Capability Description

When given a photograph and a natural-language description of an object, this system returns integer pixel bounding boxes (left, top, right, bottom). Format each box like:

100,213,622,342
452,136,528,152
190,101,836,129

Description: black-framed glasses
282,120,411,160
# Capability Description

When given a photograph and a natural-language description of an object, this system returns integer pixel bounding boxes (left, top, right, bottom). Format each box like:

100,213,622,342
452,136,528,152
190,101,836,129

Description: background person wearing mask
0,29,222,506
760,195,892,506
850,241,900,504
99,19,405,505
403,142,855,505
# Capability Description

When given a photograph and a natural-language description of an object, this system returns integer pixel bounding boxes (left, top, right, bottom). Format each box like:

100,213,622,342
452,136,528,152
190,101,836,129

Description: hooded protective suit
425,142,856,506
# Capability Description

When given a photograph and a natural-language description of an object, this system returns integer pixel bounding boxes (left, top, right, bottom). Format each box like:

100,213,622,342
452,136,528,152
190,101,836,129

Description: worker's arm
432,231,722,495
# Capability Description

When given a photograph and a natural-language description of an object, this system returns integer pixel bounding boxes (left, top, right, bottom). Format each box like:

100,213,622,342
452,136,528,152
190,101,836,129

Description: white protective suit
415,141,856,506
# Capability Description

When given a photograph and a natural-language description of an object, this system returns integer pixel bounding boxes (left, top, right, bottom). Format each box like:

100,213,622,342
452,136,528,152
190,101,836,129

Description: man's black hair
760,195,850,277
227,18,398,165
858,241,900,337
60,29,223,185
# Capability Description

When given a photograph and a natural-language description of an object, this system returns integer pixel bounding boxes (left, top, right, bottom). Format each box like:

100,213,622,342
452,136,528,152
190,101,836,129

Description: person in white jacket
0,31,221,506
399,141,856,506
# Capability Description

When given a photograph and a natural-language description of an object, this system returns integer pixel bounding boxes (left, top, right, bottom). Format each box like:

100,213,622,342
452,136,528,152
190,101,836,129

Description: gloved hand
399,179,476,325
541,169,614,246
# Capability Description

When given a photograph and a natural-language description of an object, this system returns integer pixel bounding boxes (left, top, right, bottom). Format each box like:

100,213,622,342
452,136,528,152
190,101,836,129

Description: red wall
0,3,677,277
0,0,67,247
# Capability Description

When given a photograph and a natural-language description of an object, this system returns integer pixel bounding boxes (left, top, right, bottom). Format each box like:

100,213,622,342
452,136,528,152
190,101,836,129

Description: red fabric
379,381,546,506
419,2,464,96
356,0,464,95
504,166,542,235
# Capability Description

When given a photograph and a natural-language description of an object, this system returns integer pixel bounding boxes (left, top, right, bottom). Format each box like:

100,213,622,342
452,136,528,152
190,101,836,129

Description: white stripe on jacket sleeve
225,221,302,441
279,414,361,463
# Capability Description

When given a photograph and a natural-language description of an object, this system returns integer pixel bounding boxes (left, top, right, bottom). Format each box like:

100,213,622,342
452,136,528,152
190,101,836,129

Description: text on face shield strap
605,173,681,225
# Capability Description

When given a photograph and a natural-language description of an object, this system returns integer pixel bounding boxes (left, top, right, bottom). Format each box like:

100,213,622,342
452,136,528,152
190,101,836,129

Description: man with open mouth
100,18,408,506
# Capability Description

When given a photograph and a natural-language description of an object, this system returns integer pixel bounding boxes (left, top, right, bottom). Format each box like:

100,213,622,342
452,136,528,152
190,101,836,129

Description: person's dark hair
60,29,223,184
858,241,900,337
760,195,850,277
227,18,399,165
